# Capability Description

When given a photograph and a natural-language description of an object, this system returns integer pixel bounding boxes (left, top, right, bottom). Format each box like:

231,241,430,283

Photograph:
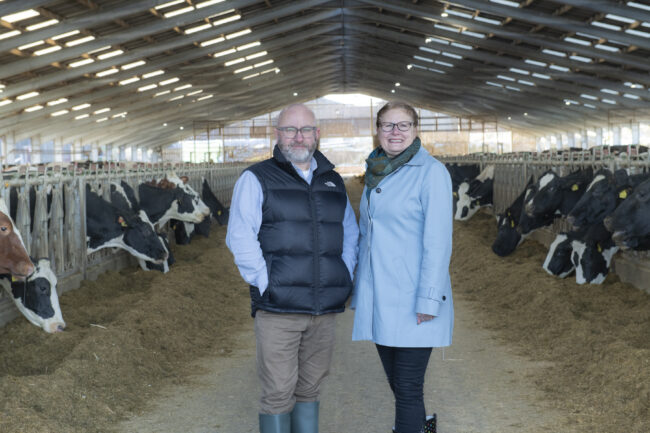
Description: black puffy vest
246,146,352,316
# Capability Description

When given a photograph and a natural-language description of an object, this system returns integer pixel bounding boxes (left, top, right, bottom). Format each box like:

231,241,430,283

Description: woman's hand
416,313,435,325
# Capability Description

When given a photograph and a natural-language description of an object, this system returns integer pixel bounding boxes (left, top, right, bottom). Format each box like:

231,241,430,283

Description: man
226,103,358,433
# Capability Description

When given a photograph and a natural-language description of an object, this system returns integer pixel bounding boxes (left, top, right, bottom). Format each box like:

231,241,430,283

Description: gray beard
278,142,317,165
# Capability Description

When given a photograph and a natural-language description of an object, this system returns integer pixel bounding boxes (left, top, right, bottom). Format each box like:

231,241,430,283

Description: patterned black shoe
422,414,436,433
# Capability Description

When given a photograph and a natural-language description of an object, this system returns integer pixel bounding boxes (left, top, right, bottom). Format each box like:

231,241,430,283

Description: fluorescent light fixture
602,99,617,104
591,21,621,31
185,24,211,34
34,45,62,56
225,29,252,39
72,103,91,110
121,60,146,70
518,80,535,86
624,82,643,88
66,35,95,47
24,105,43,112
489,0,520,6
261,67,278,74
164,6,195,18
69,58,95,67
509,67,529,75
155,0,185,9
96,117,108,123
0,30,21,40
143,70,165,78
112,112,127,118
414,55,433,62
434,24,459,33
428,67,446,74
225,57,245,66
595,44,620,52
234,65,253,74
625,29,650,38
580,94,598,100
434,60,454,67
2,9,40,23
75,113,89,119
548,64,570,71
446,10,473,19
213,14,241,26
623,93,640,99
18,40,44,50
118,77,140,85
564,36,591,46
17,91,39,100
451,42,472,50
410,63,427,70
159,77,180,85
525,59,547,67
237,41,261,51
486,81,503,88
173,84,192,91
196,0,225,7
94,108,110,114
601,88,619,94
542,48,566,57
605,14,635,24
462,30,485,38
96,68,119,77
154,90,171,97
569,55,592,63
505,86,520,91
419,47,440,55
575,32,599,39
0,99,12,106
51,109,69,117
26,19,59,31
243,73,260,80
474,16,501,25
584,103,596,109
200,36,225,47
246,51,267,60
532,72,551,79
186,90,203,96
497,75,515,81
97,50,124,59
169,95,184,101
138,84,158,92
88,45,111,54
254,59,273,68
197,94,213,101
426,37,449,45
52,30,81,41
441,52,462,59
628,2,650,12
47,98,68,106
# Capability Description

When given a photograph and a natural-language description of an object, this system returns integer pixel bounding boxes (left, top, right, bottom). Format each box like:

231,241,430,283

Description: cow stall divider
0,161,248,328
439,146,650,294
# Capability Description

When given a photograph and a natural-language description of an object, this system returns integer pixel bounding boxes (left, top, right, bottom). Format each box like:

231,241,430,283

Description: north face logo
324,181,336,187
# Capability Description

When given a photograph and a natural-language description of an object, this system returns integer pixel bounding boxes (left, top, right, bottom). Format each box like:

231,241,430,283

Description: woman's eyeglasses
379,122,414,132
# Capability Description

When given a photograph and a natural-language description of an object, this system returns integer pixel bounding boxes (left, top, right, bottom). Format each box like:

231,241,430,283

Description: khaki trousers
254,310,337,414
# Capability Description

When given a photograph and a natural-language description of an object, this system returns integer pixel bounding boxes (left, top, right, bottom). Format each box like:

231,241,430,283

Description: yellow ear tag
510,220,515,228
217,210,222,215
453,192,457,197
11,276,16,282
118,216,128,227
597,243,602,253
619,190,628,199
4,182,8,188
571,184,579,192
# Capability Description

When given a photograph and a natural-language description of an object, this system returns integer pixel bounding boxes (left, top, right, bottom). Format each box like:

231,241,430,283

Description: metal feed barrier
0,161,248,328
438,146,650,293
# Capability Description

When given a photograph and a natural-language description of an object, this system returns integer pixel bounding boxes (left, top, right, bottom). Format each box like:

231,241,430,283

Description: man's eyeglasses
379,122,414,133
276,126,317,138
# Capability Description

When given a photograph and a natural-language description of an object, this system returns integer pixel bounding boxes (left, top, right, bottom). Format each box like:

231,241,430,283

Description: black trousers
376,344,433,433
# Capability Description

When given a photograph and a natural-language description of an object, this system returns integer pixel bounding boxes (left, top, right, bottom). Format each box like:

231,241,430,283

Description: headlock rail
0,161,248,327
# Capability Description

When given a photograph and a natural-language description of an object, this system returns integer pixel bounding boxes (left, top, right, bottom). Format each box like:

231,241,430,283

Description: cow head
167,173,211,218
0,200,34,278
454,165,494,221
604,177,650,250
138,233,175,273
571,238,618,284
202,178,229,225
0,258,65,333
568,169,626,229
524,170,561,217
138,179,207,227
492,212,521,257
542,233,575,278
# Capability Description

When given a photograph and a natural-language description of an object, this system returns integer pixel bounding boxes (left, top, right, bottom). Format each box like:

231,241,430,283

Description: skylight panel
605,14,636,24
0,30,21,40
462,30,485,39
26,19,58,31
225,29,251,39
595,44,620,52
497,75,515,81
200,37,225,47
542,49,566,57
66,36,95,47
164,6,195,18
474,15,501,25
564,36,591,46
451,42,472,50
419,46,440,54
413,55,433,63
489,0,520,7
51,30,80,40
2,9,40,23
509,67,529,75
35,45,62,56
525,59,547,67
591,21,621,31
628,2,650,12
569,55,592,63
441,52,462,59
549,64,570,72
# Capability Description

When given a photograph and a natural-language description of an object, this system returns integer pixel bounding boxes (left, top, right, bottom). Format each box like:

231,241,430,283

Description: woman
351,101,453,433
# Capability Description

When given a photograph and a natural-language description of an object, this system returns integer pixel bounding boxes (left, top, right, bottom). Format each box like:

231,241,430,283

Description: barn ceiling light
51,30,80,40
185,24,211,35
51,109,69,117
17,91,39,100
96,117,108,123
72,103,91,111
213,14,241,26
142,70,165,78
75,113,89,119
18,40,44,50
66,36,96,47
26,19,59,31
197,94,213,101
243,72,260,80
169,95,184,101
34,45,62,56
24,105,44,112
246,51,267,60
159,77,180,86
47,98,68,106
254,59,273,68
112,112,127,118
97,50,124,60
96,68,118,77
119,77,140,85
2,9,40,23
200,37,225,47
154,90,171,97
164,6,195,18
237,41,261,51
0,30,21,40
69,58,95,68
591,21,621,31
225,29,252,40
0,99,12,106
174,84,192,91
94,108,110,114
186,89,203,96
155,0,185,9
489,0,520,7
293,92,298,96
474,16,501,25
224,58,245,66
196,0,225,7
234,65,253,74
122,60,146,70
138,84,158,92
548,65,569,72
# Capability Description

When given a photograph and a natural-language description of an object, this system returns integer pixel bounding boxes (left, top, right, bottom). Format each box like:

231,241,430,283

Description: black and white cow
0,258,65,333
454,165,495,221
86,184,168,263
446,163,480,216
172,178,230,244
138,232,175,273
491,176,533,257
571,222,619,284
202,178,229,226
138,175,210,228
524,167,593,218
604,177,650,251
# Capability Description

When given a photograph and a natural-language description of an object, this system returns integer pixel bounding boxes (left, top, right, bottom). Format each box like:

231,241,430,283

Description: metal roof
1,0,650,150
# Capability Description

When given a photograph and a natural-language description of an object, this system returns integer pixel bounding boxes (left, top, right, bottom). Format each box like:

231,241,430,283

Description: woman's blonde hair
375,101,419,128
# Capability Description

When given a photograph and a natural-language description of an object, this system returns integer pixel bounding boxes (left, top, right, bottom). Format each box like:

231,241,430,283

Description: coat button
376,187,382,193
442,296,446,301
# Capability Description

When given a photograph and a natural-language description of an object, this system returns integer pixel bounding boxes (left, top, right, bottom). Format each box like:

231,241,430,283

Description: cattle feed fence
0,161,248,328
438,147,650,293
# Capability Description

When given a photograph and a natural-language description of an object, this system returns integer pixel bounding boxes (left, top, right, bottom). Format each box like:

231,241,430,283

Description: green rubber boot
259,412,290,433
290,401,319,433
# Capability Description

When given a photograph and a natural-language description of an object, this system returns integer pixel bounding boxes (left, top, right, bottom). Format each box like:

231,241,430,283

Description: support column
612,126,621,146
631,123,640,145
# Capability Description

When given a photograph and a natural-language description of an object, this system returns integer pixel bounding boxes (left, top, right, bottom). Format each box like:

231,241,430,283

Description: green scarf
365,137,421,199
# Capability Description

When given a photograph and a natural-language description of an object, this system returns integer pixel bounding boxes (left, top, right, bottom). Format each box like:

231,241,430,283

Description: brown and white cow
0,199,34,278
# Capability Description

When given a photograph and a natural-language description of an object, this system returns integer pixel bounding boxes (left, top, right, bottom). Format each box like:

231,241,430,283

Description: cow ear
118,216,128,227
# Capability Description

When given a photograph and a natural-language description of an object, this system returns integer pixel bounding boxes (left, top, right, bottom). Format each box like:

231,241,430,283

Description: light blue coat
351,146,454,348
